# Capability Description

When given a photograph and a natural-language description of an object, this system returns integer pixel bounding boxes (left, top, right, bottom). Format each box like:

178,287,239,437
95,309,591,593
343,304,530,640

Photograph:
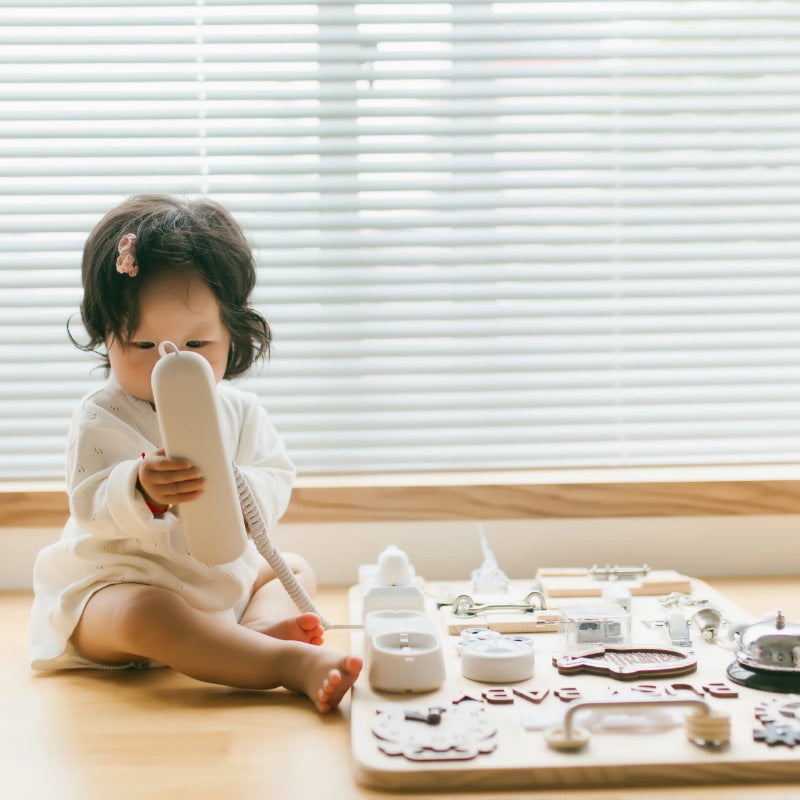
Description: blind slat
3,0,800,478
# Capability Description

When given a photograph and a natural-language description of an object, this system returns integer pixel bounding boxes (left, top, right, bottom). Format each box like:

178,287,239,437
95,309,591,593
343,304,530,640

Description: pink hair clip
116,232,138,277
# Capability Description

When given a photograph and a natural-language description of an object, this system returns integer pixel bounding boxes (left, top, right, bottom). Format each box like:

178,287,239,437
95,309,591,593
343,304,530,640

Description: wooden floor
4,579,800,800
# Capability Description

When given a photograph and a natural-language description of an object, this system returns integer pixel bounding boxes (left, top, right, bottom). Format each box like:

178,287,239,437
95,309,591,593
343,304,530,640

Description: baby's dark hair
76,193,270,378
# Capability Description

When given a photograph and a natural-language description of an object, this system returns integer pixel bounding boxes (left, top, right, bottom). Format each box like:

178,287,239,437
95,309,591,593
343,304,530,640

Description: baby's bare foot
247,612,324,646
314,654,363,713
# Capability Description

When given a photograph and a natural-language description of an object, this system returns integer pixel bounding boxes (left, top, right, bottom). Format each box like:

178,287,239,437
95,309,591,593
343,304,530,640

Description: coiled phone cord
231,462,333,630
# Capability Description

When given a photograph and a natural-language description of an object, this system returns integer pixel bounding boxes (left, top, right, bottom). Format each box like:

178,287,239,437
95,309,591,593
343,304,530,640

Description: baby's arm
229,392,295,529
67,397,180,537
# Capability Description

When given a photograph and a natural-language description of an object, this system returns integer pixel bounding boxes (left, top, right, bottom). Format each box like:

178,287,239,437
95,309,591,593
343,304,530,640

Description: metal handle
452,590,547,617
545,697,730,751
590,563,650,581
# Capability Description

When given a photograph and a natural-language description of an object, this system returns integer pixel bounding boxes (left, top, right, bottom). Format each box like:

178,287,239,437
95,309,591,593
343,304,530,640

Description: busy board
348,570,800,792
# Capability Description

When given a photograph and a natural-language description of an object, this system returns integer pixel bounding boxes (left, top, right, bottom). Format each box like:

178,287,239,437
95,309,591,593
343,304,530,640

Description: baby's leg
295,653,363,713
239,554,318,635
71,583,360,710
258,612,325,646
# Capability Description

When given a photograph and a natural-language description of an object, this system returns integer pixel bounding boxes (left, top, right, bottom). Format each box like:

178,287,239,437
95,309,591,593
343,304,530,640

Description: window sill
4,463,800,526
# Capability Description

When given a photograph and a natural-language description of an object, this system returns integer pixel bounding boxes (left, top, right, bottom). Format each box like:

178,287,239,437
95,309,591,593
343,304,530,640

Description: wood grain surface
5,469,800,526
3,578,799,800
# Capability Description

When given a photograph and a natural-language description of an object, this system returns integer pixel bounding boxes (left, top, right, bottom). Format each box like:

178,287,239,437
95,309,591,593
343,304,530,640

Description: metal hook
659,592,710,609
451,590,547,618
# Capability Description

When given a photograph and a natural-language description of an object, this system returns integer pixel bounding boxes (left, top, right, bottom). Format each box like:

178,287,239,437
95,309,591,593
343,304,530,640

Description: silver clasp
451,590,547,618
589,563,650,581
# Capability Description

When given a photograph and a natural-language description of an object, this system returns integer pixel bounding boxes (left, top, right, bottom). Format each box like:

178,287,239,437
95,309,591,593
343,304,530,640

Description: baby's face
107,270,231,405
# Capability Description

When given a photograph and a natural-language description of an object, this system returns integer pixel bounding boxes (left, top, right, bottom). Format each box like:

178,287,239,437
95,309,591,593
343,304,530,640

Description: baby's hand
138,448,205,509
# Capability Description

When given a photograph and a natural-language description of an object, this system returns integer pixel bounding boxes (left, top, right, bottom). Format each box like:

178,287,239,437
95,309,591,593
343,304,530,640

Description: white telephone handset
151,341,248,565
150,341,331,627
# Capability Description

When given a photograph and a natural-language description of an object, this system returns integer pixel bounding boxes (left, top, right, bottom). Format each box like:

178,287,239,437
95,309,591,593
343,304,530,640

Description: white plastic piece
667,609,692,647
459,628,501,643
456,628,501,655
150,342,247,565
375,544,414,586
364,610,446,693
601,583,632,613
359,546,426,619
470,523,510,594
559,603,631,650
461,637,535,683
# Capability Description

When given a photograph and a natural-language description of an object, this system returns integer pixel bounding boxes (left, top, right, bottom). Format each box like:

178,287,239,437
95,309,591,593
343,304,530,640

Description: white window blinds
2,1,800,479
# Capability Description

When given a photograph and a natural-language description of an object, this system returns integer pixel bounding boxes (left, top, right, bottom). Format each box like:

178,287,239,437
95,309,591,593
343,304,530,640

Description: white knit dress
29,378,295,670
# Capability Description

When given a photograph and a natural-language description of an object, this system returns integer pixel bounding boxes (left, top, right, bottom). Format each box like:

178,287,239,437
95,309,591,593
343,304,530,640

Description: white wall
5,514,799,590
